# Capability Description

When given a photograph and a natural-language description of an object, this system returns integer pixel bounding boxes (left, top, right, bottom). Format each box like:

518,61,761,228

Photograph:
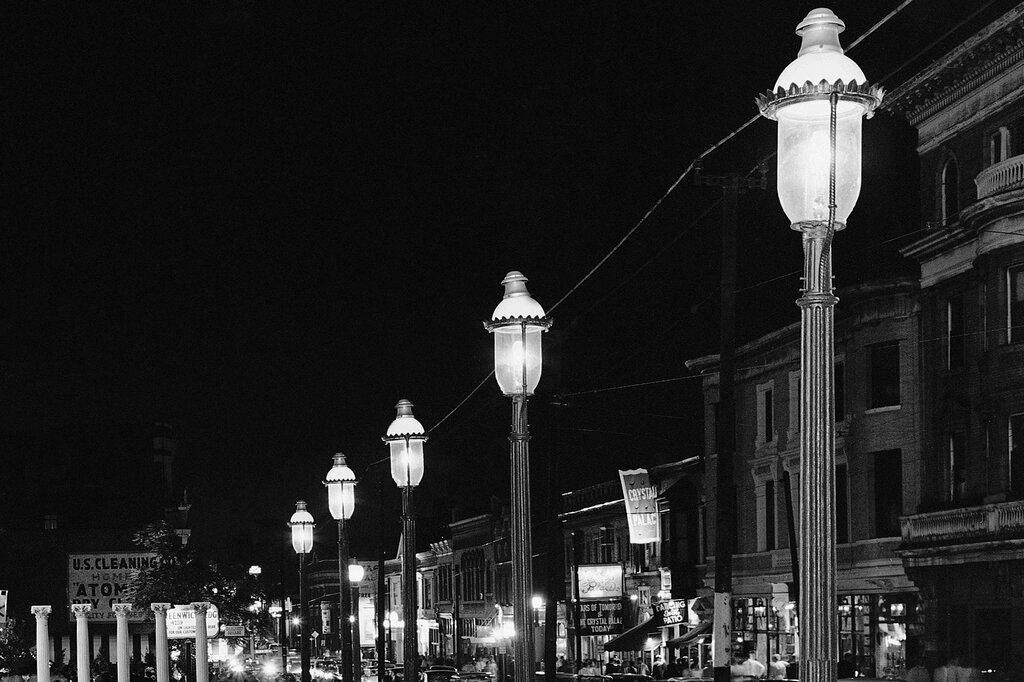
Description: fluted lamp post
325,453,357,682
384,400,426,682
290,501,316,682
755,9,881,682
484,271,552,682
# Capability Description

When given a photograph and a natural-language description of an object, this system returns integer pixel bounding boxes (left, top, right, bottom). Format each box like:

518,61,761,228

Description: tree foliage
124,522,264,624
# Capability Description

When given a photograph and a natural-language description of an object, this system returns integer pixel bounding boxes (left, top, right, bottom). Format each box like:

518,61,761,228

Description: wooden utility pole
695,166,764,682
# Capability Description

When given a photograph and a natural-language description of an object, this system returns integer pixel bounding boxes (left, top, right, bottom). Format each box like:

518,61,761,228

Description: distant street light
384,400,426,682
485,271,551,682
756,9,881,682
325,453,358,682
289,501,315,682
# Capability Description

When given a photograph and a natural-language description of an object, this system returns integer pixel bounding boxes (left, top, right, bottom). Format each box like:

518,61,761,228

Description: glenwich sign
618,469,661,544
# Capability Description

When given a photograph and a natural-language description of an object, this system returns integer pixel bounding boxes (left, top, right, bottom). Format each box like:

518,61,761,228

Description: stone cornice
884,6,1024,124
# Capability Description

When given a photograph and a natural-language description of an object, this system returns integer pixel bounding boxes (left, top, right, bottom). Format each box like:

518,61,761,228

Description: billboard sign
619,469,661,544
68,553,160,622
167,604,220,639
576,564,623,600
577,600,623,636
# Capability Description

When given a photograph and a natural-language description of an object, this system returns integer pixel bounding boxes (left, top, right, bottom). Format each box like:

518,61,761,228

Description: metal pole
570,532,582,670
453,568,461,669
377,493,387,680
281,550,289,675
712,181,738,682
351,585,362,681
510,394,535,682
402,487,418,682
339,519,353,682
796,224,837,682
300,554,312,682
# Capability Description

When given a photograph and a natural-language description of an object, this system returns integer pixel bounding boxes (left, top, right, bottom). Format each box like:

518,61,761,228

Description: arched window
941,157,959,224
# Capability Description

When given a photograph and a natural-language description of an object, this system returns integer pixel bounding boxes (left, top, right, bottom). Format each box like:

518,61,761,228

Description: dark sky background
4,1,1016,568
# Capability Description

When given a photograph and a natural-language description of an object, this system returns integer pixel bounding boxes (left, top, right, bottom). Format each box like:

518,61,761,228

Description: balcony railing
976,153,1024,199
900,500,1024,544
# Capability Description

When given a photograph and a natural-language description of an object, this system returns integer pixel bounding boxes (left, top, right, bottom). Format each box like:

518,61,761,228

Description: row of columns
31,602,211,682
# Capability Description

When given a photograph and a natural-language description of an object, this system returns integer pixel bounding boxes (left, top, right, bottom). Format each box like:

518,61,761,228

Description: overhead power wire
426,0,918,434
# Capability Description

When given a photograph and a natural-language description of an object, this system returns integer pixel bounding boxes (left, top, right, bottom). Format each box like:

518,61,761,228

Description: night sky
4,1,1015,565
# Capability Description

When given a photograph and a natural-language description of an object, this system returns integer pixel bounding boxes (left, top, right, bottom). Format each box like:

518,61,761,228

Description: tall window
1010,414,1024,496
947,296,965,369
941,158,959,223
835,360,846,421
989,127,1010,165
1008,265,1024,343
948,433,967,502
874,450,903,537
868,341,901,408
764,479,776,551
836,464,850,543
757,382,775,445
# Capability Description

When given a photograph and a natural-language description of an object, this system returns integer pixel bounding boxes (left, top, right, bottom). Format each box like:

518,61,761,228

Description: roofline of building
684,277,918,373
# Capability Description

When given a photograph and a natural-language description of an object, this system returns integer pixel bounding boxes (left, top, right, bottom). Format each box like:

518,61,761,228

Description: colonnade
31,602,212,682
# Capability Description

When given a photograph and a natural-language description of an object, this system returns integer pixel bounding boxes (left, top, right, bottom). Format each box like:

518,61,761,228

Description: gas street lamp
484,271,551,682
756,9,881,682
384,400,426,682
289,501,316,682
325,453,358,682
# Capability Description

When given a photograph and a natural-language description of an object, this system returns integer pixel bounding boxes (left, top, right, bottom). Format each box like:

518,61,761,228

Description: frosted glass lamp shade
348,563,365,583
289,501,315,554
776,104,863,225
325,453,357,521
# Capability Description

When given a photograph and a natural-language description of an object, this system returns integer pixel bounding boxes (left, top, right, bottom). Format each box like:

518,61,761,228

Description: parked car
422,666,459,682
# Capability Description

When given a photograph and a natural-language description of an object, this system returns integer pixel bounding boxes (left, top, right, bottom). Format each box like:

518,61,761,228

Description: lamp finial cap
500,271,530,298
295,500,307,511
332,452,347,466
796,8,845,56
395,399,414,417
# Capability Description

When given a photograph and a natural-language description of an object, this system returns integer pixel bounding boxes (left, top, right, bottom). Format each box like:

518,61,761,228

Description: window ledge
864,405,901,414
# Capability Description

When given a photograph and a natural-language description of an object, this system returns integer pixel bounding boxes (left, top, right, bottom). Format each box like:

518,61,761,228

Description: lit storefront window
838,593,918,679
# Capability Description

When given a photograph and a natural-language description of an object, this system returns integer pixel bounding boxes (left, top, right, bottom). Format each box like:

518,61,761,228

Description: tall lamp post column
290,501,316,682
384,400,427,682
31,606,51,682
756,10,881,682
485,271,552,682
325,453,357,682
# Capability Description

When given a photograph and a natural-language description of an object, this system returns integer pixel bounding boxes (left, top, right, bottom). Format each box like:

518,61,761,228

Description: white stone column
31,606,52,682
191,602,210,682
112,604,133,682
71,604,92,682
150,604,172,682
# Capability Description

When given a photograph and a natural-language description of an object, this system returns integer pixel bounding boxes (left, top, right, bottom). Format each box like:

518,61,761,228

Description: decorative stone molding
112,603,134,616
71,604,92,618
190,601,211,614
151,602,173,614
31,605,52,619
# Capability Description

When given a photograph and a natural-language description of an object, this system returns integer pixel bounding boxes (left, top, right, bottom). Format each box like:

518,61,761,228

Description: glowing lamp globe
289,500,315,555
756,8,882,227
384,399,426,488
324,453,357,521
348,563,365,583
484,271,552,396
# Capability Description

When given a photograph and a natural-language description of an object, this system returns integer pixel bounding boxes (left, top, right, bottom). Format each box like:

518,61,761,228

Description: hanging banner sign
166,604,220,639
359,597,376,647
619,469,661,544
578,600,623,636
0,590,8,625
67,553,160,622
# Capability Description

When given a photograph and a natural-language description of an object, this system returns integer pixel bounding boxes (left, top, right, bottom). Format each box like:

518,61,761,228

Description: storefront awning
603,617,661,652
666,622,711,647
